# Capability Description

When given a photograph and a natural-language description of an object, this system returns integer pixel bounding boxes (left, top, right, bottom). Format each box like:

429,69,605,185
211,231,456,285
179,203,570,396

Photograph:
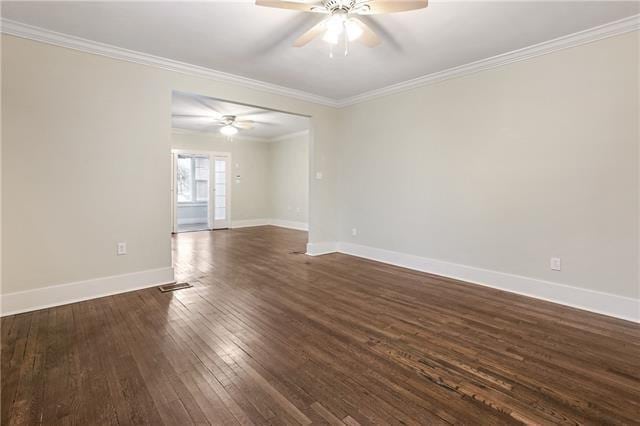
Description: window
176,155,209,203
214,159,227,220
195,157,209,202
177,156,193,202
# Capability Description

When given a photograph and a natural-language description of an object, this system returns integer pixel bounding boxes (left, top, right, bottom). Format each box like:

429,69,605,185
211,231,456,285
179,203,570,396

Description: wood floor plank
2,226,639,425
8,310,47,425
311,402,345,426
2,313,33,424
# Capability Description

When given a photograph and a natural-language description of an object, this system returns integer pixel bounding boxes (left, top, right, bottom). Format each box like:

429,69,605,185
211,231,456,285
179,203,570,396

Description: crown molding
0,18,340,108
335,13,640,107
2,14,638,109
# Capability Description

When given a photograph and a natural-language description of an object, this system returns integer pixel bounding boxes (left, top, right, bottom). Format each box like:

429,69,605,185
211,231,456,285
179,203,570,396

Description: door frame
171,149,232,233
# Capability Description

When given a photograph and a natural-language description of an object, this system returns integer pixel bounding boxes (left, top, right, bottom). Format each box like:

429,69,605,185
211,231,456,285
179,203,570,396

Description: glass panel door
174,153,210,233
212,156,230,229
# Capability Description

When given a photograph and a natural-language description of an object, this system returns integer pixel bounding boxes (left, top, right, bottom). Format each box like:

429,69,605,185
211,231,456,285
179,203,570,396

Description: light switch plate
117,242,127,256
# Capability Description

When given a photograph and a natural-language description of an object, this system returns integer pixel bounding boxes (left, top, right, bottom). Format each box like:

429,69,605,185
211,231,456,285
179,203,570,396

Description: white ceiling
172,91,310,139
2,1,638,100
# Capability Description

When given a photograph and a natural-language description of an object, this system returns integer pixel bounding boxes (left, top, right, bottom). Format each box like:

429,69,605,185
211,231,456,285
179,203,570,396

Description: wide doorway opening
170,90,311,239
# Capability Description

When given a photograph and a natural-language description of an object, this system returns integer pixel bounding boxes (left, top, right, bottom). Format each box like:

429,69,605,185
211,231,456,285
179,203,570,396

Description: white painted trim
0,267,175,317
268,130,310,143
269,219,308,231
306,241,338,256
230,218,309,230
2,15,638,108
336,242,640,323
335,14,640,107
0,18,338,108
231,218,271,228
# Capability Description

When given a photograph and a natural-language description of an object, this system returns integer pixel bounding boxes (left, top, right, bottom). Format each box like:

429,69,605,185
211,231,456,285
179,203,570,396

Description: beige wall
1,34,339,295
171,132,272,221
337,32,639,299
269,132,309,224
2,30,638,307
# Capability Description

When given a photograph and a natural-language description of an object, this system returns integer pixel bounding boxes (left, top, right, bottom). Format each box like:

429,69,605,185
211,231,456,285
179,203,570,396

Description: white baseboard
306,241,339,256
231,218,270,228
336,242,639,323
0,267,175,317
269,219,308,231
231,218,308,231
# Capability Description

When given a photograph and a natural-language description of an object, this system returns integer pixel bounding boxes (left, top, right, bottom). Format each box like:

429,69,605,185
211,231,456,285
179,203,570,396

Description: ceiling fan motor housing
324,0,357,14
221,115,236,125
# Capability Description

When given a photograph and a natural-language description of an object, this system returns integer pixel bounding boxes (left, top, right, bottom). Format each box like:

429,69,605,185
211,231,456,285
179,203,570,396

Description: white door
212,155,230,229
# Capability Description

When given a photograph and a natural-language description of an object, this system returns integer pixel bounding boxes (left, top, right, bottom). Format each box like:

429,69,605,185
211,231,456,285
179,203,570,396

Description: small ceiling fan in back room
173,109,274,138
256,0,428,57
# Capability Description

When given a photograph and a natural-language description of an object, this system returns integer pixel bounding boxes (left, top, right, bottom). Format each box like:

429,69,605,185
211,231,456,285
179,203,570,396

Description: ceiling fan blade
357,15,402,51
234,121,255,129
293,20,327,47
240,109,272,117
192,97,223,117
172,116,224,129
255,0,326,13
351,18,381,47
251,120,278,126
172,114,217,119
199,123,226,133
355,0,427,15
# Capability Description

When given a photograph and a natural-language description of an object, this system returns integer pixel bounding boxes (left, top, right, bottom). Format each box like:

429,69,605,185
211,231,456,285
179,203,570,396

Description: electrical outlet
351,228,358,236
117,242,127,256
550,257,561,271
315,171,323,180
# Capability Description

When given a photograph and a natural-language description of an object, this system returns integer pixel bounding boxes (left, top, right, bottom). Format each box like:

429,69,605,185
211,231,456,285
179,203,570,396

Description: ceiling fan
172,96,276,137
172,112,263,137
256,0,428,55
215,115,254,136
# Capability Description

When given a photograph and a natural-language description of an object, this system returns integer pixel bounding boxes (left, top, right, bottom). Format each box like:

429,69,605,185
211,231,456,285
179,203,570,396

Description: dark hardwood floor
2,226,639,425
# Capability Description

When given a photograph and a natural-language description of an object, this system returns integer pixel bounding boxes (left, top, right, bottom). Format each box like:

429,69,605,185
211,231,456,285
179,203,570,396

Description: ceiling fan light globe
326,14,345,35
220,125,238,136
345,19,363,41
322,30,340,45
